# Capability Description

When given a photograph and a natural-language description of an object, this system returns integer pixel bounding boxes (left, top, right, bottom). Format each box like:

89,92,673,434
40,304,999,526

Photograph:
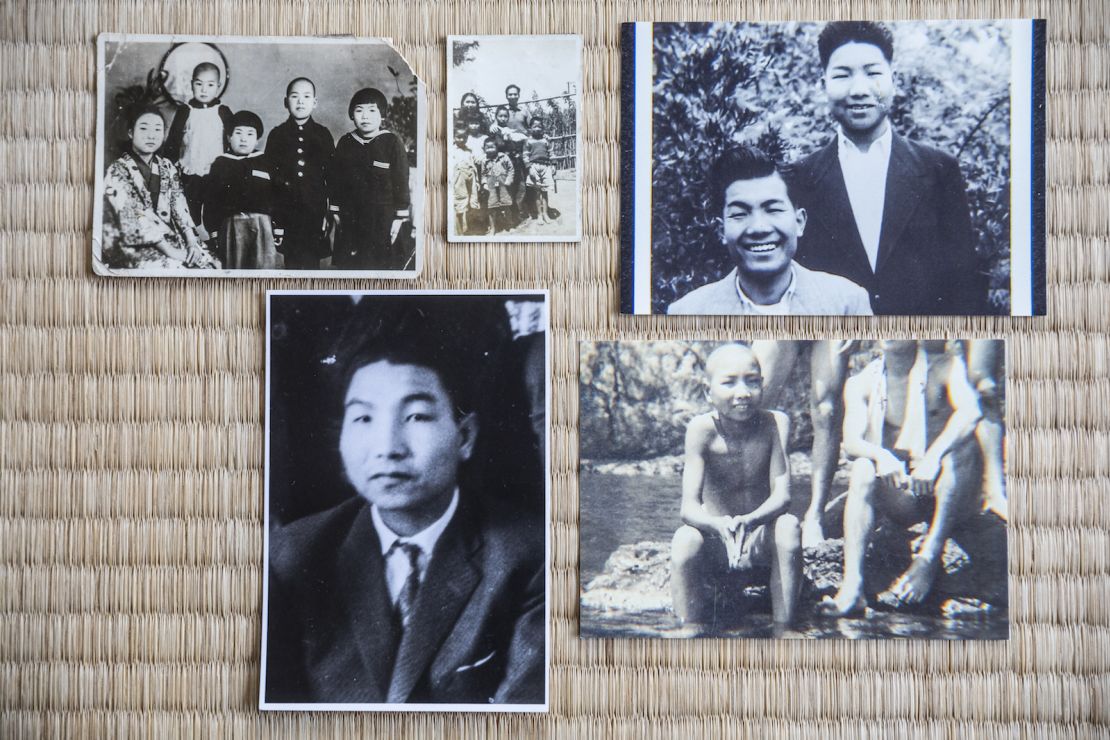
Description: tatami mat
1,0,1107,737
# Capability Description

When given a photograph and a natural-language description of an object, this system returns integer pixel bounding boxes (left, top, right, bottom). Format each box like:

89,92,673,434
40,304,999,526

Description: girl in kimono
101,105,220,270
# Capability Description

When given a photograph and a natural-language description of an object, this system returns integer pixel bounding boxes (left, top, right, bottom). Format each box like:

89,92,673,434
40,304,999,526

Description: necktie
391,541,422,628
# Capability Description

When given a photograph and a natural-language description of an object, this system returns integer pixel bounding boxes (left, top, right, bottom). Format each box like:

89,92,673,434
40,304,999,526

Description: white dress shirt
371,489,460,606
837,124,893,271
734,264,798,315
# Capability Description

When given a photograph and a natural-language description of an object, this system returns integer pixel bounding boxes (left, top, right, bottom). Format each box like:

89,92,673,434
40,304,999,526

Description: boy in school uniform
265,77,335,269
203,111,284,269
670,344,802,633
163,61,234,225
328,87,411,270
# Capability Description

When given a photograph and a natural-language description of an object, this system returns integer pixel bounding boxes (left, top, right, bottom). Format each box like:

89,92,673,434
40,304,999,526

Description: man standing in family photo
789,21,985,315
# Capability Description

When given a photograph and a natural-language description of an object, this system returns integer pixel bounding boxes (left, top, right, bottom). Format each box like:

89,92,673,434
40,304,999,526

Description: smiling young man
789,21,985,315
667,145,871,315
264,307,545,707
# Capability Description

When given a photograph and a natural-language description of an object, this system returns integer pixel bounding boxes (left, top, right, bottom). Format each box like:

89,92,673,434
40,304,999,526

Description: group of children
672,340,1007,635
102,62,411,271
451,88,557,236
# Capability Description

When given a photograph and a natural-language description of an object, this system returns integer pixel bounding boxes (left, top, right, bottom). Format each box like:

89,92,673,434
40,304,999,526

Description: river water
580,469,1009,640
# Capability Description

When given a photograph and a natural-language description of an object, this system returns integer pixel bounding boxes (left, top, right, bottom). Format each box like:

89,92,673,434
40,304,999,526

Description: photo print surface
620,20,1046,316
447,34,582,243
262,290,548,711
94,34,426,278
580,340,1008,640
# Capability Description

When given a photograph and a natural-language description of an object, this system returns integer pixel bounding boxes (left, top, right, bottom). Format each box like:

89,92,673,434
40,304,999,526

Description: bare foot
880,555,940,606
801,516,825,549
818,590,867,617
982,486,1008,522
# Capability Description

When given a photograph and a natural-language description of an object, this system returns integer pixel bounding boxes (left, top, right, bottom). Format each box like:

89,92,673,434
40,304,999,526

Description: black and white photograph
620,20,1046,316
93,34,425,278
447,35,582,243
262,291,548,711
580,339,1008,640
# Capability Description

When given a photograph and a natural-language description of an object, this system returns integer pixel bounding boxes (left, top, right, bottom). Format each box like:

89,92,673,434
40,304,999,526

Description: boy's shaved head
705,343,761,379
192,61,220,81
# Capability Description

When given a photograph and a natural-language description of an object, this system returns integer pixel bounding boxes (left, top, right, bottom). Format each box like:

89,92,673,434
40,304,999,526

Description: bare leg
671,525,715,624
769,514,802,626
967,340,1007,520
804,341,852,547
820,458,877,616
882,450,980,605
539,191,551,223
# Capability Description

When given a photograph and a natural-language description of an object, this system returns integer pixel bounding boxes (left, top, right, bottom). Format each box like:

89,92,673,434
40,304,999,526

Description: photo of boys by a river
579,340,1008,640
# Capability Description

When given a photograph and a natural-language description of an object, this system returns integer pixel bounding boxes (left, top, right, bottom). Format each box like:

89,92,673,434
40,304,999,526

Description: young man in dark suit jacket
264,312,545,707
789,21,986,315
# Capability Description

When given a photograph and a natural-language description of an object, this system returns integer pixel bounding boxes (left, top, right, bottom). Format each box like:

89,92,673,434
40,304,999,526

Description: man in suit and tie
263,310,545,707
789,21,986,315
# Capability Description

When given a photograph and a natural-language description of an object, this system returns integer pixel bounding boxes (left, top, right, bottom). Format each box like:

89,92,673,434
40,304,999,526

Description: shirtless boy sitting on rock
821,340,1006,616
670,344,802,632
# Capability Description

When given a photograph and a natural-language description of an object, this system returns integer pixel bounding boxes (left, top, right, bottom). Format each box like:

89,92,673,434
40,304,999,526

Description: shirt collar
352,129,390,144
733,264,797,310
188,98,222,109
837,122,892,157
371,488,460,558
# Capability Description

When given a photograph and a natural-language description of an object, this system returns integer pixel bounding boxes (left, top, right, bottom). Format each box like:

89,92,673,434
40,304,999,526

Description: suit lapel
333,504,395,700
387,502,482,703
875,134,926,273
809,142,873,279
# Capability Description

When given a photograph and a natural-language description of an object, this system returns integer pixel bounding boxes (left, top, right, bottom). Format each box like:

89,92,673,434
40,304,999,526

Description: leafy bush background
650,21,1013,314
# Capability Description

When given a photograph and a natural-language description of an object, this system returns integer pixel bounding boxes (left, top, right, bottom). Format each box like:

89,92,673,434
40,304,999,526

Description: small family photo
93,34,425,278
262,291,548,711
447,35,582,242
621,20,1045,316
580,339,1008,640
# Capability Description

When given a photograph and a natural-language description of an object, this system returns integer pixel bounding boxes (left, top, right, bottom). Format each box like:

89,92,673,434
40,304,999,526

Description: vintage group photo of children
580,339,1008,640
447,35,582,243
93,35,425,277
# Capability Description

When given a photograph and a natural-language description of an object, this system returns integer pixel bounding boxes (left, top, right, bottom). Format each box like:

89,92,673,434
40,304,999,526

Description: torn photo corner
93,33,426,279
261,289,550,712
579,338,1009,640
620,20,1046,316
446,34,583,244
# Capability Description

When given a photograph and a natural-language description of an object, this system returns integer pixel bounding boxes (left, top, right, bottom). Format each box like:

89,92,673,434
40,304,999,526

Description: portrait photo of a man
621,19,1045,316
261,291,548,711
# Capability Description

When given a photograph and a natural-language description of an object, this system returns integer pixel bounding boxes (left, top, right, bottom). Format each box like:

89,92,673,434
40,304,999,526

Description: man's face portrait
340,360,477,519
823,41,895,137
506,87,520,106
720,173,805,280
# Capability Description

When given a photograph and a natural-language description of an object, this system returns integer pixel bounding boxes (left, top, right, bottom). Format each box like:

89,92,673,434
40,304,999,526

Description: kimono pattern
100,152,219,270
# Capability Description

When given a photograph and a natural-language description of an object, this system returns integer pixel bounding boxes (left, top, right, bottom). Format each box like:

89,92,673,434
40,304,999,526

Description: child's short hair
707,145,798,214
229,110,264,138
348,87,388,119
817,21,895,69
285,77,316,97
495,105,510,117
192,61,221,81
126,104,165,130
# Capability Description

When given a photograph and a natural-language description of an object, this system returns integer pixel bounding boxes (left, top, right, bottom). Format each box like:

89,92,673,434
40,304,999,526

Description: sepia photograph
620,20,1046,316
93,34,425,278
580,339,1008,640
262,291,548,711
447,35,582,243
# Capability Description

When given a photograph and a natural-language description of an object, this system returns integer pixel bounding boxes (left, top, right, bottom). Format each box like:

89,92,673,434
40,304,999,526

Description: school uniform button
298,137,303,142
297,148,303,153
297,172,303,177
298,160,304,166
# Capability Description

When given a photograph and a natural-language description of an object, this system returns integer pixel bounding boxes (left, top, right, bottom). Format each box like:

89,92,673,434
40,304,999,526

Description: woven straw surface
2,1,1108,737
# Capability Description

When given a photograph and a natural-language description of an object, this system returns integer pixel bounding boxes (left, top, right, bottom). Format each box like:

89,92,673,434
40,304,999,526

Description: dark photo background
650,21,1013,314
267,294,545,531
100,38,419,166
